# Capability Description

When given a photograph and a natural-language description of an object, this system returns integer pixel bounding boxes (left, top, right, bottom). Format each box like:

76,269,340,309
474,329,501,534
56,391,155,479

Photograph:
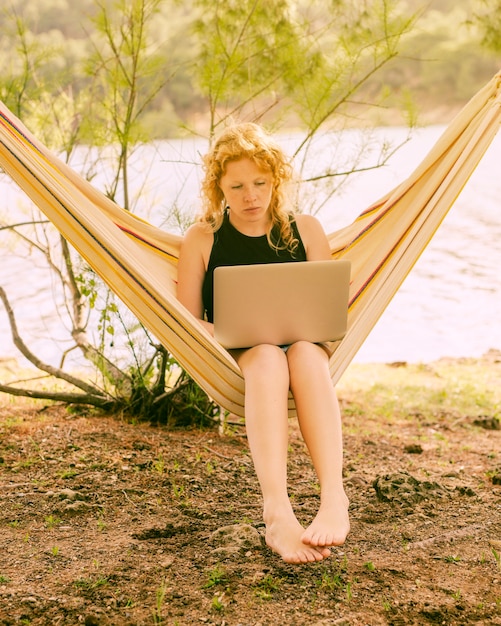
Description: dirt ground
0,357,500,626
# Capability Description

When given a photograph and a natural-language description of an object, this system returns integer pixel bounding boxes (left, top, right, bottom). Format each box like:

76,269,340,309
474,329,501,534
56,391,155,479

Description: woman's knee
286,341,329,364
286,342,330,380
237,343,289,377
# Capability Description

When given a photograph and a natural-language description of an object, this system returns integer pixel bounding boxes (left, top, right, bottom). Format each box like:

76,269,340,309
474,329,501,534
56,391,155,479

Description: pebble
59,488,81,501
208,523,262,559
64,501,92,514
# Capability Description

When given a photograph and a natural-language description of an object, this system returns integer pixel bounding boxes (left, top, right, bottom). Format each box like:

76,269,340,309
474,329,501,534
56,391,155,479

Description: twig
0,220,49,231
202,446,234,461
122,489,141,508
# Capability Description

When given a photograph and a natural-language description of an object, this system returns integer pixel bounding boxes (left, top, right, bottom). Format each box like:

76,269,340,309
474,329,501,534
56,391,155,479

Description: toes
302,526,348,548
314,533,332,547
319,546,331,558
300,530,318,546
283,546,328,564
300,529,311,544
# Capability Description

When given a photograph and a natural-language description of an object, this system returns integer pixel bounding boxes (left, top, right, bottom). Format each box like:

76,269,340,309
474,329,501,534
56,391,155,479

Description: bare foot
301,495,350,548
265,513,331,564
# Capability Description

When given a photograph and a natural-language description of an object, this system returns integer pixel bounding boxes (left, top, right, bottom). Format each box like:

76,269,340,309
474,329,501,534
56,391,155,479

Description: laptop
213,260,351,349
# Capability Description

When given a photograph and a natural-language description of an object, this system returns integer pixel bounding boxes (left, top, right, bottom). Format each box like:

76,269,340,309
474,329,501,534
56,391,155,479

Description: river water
1,125,500,367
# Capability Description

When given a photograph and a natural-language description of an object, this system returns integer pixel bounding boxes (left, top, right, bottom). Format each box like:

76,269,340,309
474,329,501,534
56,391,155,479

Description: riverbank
0,353,500,625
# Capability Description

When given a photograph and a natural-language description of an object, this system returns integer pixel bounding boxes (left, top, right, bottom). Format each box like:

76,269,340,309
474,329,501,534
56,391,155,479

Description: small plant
253,574,282,600
74,576,109,591
203,565,227,589
492,547,501,570
172,482,185,499
317,571,343,590
211,593,225,612
152,456,166,474
50,546,60,557
234,516,253,525
444,554,461,563
59,469,79,479
364,561,376,571
345,580,354,602
13,457,37,471
0,575,10,583
152,579,167,625
44,515,62,529
316,557,350,594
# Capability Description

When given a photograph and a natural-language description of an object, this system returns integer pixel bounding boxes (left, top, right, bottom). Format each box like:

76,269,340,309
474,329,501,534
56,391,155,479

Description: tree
0,0,219,427
473,0,501,53
192,0,305,136
82,0,174,209
192,0,418,214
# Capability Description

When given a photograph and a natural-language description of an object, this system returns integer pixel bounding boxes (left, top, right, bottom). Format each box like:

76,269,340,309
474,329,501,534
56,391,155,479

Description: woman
177,123,350,564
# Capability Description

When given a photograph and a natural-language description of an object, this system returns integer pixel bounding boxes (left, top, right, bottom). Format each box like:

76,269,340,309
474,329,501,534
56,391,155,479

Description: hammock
0,71,500,417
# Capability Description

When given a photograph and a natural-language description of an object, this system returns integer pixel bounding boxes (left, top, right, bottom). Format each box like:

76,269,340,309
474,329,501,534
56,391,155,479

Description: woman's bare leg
287,341,350,548
236,344,330,563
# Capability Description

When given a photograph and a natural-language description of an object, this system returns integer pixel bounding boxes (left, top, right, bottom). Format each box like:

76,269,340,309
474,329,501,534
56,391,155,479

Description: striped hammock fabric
1,71,500,417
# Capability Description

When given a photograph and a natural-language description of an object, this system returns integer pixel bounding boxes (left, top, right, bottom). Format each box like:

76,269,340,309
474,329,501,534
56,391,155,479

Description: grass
2,356,500,420
203,565,228,589
253,574,282,600
44,515,62,530
492,547,501,571
152,579,167,625
73,576,109,591
338,357,501,425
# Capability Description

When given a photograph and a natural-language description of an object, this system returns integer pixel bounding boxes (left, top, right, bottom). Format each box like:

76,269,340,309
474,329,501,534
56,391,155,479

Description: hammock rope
1,70,500,417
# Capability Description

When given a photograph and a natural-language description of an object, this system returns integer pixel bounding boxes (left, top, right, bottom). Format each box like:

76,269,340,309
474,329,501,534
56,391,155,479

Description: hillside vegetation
1,0,499,137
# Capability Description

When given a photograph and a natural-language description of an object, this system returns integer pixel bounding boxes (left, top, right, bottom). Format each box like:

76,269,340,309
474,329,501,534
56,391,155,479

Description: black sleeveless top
202,211,307,323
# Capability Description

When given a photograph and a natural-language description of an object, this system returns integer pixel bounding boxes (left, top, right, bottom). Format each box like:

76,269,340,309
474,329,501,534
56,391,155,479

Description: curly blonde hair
200,122,298,253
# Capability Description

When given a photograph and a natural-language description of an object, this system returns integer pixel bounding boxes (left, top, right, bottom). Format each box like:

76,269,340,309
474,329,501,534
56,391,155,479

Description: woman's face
219,158,274,234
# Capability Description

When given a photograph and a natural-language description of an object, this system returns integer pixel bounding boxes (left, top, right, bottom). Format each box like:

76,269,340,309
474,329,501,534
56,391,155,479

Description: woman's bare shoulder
294,213,330,260
182,221,213,248
184,220,213,239
180,221,214,265
294,213,327,241
294,213,322,229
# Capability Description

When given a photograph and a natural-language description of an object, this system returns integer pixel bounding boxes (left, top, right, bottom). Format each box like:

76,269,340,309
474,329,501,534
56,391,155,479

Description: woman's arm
177,222,215,335
295,214,331,261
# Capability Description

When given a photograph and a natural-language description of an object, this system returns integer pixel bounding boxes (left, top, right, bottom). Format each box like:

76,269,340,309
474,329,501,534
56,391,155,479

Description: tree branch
0,286,110,399
0,220,49,231
0,382,115,409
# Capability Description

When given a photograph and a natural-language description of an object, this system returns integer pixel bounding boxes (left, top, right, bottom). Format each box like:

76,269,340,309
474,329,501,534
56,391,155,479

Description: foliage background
1,0,499,140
